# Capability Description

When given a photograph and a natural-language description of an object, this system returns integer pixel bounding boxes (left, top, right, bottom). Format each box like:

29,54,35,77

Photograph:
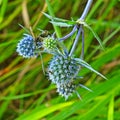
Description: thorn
75,91,82,100
75,76,83,79
79,84,93,92
52,32,56,38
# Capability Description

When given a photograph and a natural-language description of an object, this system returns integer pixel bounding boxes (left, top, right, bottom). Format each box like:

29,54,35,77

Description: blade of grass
0,86,54,100
0,5,21,30
84,0,118,55
15,101,74,120
0,92,16,119
0,0,8,23
108,94,114,120
69,90,117,120
45,0,61,38
80,43,120,76
86,0,103,20
78,95,110,120
86,26,120,61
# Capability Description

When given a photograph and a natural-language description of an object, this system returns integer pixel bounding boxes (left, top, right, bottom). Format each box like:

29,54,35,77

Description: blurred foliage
0,0,120,120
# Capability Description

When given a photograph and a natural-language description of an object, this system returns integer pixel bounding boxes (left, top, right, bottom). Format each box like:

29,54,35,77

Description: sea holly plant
47,51,107,100
16,0,107,100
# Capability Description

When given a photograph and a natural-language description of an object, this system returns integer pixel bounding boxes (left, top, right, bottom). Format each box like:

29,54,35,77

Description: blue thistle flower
16,34,37,58
48,54,80,84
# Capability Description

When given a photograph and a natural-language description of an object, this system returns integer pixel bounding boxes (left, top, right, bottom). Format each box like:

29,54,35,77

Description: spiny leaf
75,58,107,80
43,12,67,22
43,12,76,25
18,24,30,34
50,21,73,27
79,84,93,92
84,23,105,50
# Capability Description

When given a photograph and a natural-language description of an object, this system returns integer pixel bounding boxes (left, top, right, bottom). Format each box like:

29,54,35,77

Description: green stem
79,0,93,20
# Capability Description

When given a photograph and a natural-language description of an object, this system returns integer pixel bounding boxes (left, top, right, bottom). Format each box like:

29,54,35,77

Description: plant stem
58,25,77,41
80,26,84,59
69,26,82,56
79,0,93,20
58,0,93,41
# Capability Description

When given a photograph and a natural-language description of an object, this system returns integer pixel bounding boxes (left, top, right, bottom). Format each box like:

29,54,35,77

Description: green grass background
0,0,120,120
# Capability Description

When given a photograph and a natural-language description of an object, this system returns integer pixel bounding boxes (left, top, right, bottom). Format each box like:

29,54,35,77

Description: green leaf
50,21,73,27
43,12,67,22
75,58,107,80
43,12,75,23
84,23,104,50
43,12,76,26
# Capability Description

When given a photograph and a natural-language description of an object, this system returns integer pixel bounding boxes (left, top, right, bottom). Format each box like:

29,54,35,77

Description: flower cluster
16,29,106,100
16,0,106,100
16,33,58,58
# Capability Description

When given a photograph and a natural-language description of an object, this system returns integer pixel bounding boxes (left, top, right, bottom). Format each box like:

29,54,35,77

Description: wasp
33,30,51,49
35,30,51,42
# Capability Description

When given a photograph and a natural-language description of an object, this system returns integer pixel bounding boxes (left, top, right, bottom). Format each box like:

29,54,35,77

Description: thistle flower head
43,37,57,51
48,54,80,84
16,34,37,58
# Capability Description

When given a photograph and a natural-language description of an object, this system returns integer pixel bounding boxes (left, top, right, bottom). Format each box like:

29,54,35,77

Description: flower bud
43,37,57,51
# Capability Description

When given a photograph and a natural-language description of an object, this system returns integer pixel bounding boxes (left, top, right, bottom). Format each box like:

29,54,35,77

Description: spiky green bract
75,58,107,80
16,34,37,58
48,54,80,84
43,37,58,51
